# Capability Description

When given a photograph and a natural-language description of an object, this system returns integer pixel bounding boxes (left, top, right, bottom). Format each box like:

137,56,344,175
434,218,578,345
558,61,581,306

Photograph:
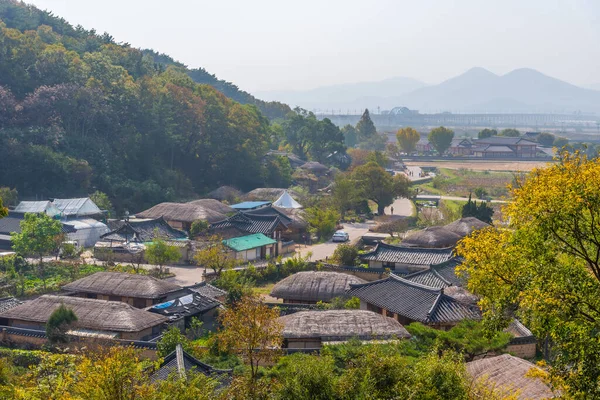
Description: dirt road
294,222,374,262
404,160,552,172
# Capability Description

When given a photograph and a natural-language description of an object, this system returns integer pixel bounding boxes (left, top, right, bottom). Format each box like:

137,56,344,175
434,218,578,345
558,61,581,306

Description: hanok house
62,272,184,308
405,260,537,358
136,200,234,231
448,138,474,155
472,137,537,158
148,291,222,331
222,233,277,262
278,310,411,349
0,295,167,340
95,217,190,263
359,242,454,274
270,271,366,304
467,354,556,400
415,138,433,153
151,344,232,386
347,274,480,330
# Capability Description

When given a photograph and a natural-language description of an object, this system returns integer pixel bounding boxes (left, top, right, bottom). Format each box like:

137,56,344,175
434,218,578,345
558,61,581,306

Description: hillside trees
396,127,420,154
428,126,455,155
341,124,358,148
0,5,284,212
456,153,600,397
499,128,520,137
537,132,555,147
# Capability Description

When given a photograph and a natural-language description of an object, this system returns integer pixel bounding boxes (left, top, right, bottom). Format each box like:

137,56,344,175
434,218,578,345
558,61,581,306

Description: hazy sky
30,0,600,93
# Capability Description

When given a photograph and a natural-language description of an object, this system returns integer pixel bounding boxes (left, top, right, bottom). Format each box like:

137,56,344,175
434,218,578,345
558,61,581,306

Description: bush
189,220,209,237
330,244,359,266
46,304,77,344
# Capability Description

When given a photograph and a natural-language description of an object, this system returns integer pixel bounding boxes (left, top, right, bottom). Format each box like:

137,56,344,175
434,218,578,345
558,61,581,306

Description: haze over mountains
258,68,600,114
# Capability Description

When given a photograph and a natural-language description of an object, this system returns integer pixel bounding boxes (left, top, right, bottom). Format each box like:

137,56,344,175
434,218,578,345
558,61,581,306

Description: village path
383,197,414,219
293,222,373,262
415,194,508,204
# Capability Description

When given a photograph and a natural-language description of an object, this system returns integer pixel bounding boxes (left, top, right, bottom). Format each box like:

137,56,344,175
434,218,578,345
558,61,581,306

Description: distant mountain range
256,77,426,113
258,68,600,114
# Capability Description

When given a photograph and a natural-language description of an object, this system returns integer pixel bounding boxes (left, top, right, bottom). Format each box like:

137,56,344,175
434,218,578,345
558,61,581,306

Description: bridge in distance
318,112,599,131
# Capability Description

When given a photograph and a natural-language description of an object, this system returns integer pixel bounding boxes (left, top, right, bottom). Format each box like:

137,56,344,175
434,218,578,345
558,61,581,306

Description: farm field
404,160,552,172
415,168,517,199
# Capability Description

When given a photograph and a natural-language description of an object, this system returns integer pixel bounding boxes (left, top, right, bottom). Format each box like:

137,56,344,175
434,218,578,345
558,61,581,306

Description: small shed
279,309,411,349
52,198,102,217
222,233,277,262
270,271,366,304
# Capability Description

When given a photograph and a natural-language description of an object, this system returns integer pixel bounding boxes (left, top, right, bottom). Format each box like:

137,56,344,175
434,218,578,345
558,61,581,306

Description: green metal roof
222,233,277,252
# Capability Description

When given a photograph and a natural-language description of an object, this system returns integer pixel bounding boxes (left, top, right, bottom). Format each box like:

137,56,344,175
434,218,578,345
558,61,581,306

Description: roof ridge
430,269,452,286
389,274,443,292
426,292,444,322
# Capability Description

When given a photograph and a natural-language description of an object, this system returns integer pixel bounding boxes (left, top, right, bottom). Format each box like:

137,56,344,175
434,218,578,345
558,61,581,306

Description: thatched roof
271,272,366,302
203,186,242,202
186,199,234,215
444,217,490,237
467,354,555,399
279,310,411,341
300,161,329,173
401,226,462,248
0,295,167,332
136,202,231,224
62,272,182,299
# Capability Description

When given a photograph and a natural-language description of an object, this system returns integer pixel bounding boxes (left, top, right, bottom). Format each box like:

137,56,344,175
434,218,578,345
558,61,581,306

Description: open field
415,168,516,199
404,160,553,172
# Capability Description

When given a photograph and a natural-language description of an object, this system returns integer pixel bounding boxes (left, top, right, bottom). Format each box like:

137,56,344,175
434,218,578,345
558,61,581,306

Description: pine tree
356,109,376,141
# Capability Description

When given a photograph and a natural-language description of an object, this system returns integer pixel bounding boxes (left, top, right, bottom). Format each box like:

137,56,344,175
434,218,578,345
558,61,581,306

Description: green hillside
0,0,290,212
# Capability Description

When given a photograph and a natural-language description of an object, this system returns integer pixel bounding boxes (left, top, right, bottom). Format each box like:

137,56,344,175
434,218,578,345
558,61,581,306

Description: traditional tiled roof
101,218,187,243
360,242,454,266
210,207,291,236
506,319,536,345
0,297,22,313
187,282,227,300
151,344,232,385
404,258,465,288
475,145,515,153
347,274,480,324
474,137,536,146
149,292,220,321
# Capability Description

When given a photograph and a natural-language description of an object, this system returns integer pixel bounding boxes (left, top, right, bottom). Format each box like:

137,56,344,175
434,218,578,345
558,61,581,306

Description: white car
332,230,349,242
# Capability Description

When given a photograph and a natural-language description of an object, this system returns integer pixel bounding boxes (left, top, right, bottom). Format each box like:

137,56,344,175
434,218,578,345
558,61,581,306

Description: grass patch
415,168,514,199
252,281,276,296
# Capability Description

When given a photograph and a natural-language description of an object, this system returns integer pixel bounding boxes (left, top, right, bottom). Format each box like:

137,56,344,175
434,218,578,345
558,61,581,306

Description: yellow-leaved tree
456,152,600,398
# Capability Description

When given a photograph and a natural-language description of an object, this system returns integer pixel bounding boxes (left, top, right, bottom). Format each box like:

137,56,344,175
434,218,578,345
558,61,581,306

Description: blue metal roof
230,201,271,210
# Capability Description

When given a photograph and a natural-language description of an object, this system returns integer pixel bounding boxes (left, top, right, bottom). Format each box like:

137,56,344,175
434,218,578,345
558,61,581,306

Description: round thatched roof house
270,271,366,304
300,161,329,174
402,226,462,248
279,310,411,348
204,186,242,203
444,217,490,237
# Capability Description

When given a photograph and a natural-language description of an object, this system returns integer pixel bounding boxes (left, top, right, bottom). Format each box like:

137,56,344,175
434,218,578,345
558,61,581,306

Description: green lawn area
252,281,276,296
415,168,515,199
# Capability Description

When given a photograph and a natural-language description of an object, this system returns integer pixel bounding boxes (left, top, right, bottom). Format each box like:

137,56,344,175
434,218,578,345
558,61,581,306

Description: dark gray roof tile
360,243,453,266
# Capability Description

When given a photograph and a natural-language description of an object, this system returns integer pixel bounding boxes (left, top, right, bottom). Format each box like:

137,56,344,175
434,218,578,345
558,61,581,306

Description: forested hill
143,50,290,119
0,0,289,212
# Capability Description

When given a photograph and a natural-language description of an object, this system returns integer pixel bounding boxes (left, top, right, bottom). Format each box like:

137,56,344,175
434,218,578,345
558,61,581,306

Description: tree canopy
0,1,296,213
428,126,454,155
477,128,497,139
456,153,600,397
537,132,555,147
396,127,420,154
46,304,77,344
499,128,520,137
352,162,411,215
